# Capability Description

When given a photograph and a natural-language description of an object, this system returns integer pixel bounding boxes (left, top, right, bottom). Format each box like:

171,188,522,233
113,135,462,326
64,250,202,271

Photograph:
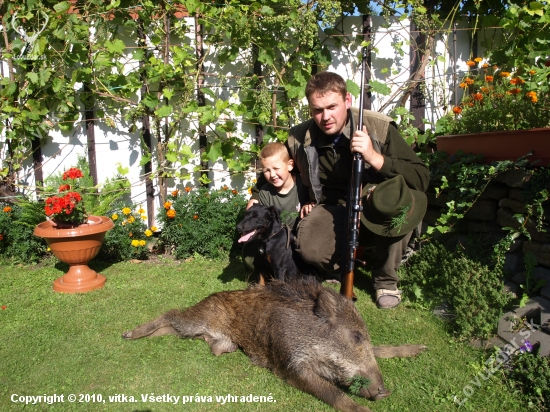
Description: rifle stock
340,46,368,299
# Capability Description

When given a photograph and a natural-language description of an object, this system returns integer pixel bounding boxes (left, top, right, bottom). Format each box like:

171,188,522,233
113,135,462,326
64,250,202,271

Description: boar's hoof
360,385,391,401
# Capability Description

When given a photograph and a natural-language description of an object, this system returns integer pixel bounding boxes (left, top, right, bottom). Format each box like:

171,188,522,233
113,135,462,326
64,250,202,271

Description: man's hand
351,126,384,171
246,199,259,209
300,202,316,218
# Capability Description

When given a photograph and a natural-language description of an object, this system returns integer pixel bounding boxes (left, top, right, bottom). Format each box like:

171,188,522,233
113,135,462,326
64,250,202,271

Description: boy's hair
305,71,347,101
259,142,291,162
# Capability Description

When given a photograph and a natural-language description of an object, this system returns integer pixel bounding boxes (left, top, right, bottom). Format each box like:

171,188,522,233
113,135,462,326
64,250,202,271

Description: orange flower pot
436,128,550,166
34,216,114,293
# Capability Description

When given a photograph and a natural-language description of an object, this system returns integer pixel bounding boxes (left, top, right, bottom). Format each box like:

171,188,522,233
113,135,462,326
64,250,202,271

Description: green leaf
53,1,71,13
346,80,360,98
368,80,391,96
162,88,175,100
139,153,151,167
155,105,173,118
199,173,211,185
166,152,178,162
142,94,160,109
206,141,223,162
105,39,126,55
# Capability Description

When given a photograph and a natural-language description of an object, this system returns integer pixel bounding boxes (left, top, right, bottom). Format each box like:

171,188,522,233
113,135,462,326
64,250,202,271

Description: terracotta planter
34,216,114,293
436,128,550,166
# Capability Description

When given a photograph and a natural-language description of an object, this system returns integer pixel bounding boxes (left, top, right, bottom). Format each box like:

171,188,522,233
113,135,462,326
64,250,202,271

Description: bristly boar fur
123,278,426,412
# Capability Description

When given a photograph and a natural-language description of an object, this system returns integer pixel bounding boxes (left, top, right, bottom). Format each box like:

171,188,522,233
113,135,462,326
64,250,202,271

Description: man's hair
259,142,291,162
305,71,347,101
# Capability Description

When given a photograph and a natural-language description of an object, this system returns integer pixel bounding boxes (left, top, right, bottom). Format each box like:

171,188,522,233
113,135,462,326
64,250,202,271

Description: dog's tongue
238,231,256,243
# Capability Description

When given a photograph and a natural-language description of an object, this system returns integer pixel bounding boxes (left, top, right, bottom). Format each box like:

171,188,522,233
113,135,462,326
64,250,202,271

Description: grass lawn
1,255,525,412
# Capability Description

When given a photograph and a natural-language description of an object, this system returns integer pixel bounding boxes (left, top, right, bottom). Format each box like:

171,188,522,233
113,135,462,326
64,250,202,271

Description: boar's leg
284,368,373,412
373,344,426,359
123,308,238,356
122,312,179,339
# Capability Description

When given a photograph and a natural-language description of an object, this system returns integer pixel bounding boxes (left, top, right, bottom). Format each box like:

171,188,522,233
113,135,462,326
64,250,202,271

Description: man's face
308,90,351,136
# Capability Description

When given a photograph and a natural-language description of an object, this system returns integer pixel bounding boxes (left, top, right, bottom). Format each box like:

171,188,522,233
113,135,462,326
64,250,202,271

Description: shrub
504,347,550,411
399,241,514,340
0,201,47,262
97,204,153,261
158,187,247,259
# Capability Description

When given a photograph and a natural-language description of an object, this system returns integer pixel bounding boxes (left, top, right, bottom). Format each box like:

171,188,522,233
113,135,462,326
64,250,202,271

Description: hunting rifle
340,46,368,299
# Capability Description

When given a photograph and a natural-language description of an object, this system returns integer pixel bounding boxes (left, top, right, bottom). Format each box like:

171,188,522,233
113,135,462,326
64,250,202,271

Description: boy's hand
351,126,384,170
246,199,258,209
300,202,315,218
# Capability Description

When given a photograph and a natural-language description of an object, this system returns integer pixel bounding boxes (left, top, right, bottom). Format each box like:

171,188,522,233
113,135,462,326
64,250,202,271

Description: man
249,71,429,309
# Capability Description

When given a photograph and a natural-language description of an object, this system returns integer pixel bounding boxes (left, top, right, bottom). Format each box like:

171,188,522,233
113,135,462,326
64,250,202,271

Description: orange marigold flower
482,63,489,68
480,87,489,93
0,234,3,241
472,93,483,101
499,71,511,77
185,187,191,193
510,77,525,85
232,189,238,195
508,88,521,95
485,75,494,82
452,106,462,115
166,209,176,218
464,77,474,85
172,189,179,196
468,102,474,107
529,70,536,75
526,91,538,103
193,214,199,220
163,201,172,210
459,82,467,89
222,185,228,191
466,60,476,67
474,57,483,63
3,206,12,213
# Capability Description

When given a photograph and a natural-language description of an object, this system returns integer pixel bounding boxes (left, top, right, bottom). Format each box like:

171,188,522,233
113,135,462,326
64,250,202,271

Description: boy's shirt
258,178,308,230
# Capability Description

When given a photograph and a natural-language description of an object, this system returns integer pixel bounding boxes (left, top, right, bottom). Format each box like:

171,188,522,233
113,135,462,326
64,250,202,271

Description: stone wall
424,168,550,274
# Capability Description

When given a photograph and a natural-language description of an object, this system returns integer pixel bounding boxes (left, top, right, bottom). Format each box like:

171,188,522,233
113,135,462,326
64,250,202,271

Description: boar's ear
314,289,339,324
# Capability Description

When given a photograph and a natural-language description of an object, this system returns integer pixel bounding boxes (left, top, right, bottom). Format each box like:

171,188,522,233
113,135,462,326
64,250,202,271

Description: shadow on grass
54,259,116,275
218,257,252,284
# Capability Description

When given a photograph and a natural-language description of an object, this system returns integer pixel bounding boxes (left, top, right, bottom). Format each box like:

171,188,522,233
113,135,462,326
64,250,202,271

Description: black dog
236,204,313,283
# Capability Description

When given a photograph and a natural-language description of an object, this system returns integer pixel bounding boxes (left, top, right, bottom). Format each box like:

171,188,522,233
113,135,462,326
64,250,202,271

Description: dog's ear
268,206,281,222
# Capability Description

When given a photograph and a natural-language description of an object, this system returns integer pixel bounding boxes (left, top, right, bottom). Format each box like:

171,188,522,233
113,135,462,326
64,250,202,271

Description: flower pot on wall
436,128,550,166
34,216,114,293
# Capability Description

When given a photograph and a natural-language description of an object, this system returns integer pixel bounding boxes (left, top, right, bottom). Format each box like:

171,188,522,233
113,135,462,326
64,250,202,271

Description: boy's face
260,154,294,190
308,90,351,136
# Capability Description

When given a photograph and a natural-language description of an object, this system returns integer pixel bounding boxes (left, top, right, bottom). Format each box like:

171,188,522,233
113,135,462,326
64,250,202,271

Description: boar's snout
359,384,391,401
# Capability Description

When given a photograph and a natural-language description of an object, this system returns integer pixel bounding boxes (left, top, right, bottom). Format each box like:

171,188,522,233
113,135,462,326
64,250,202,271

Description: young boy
241,142,311,272
255,142,310,230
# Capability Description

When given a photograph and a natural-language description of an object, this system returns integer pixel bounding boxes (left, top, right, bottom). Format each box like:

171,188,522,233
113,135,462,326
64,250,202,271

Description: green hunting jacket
252,108,429,206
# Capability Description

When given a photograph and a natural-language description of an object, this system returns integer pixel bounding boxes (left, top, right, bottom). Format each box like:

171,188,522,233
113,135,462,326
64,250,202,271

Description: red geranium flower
62,167,84,181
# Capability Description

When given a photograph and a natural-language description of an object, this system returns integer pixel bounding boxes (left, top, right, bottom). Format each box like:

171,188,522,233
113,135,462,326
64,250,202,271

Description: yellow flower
111,213,119,221
139,240,146,247
151,226,158,232
127,215,135,223
247,187,252,194
122,207,131,215
499,71,511,77
131,239,139,247
474,57,483,63
137,207,145,214
459,82,467,89
144,229,153,237
141,215,147,220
